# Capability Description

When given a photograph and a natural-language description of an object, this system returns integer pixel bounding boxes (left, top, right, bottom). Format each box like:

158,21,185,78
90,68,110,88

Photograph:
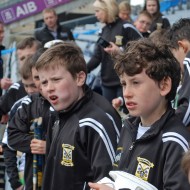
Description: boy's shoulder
79,97,111,119
76,96,117,128
161,114,190,151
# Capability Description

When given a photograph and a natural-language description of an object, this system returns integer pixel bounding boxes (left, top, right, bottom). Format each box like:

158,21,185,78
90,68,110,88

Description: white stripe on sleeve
79,118,116,163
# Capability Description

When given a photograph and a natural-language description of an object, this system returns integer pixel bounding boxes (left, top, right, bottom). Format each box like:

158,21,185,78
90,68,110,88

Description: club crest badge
115,35,123,46
61,144,75,167
135,157,154,181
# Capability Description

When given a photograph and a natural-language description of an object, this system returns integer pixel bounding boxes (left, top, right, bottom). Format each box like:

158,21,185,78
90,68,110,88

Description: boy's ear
76,71,86,86
178,40,189,54
159,77,172,97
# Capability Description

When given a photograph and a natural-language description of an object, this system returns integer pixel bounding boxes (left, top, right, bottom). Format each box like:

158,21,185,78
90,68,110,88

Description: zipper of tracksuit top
123,124,136,170
125,138,136,169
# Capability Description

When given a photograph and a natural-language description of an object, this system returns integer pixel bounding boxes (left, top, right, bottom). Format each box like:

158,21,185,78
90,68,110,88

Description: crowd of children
0,0,190,190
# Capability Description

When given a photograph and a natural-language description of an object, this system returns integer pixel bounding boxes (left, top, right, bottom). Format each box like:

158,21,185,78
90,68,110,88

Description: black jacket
149,13,170,32
113,105,190,190
42,88,121,190
0,81,27,119
34,24,74,45
8,93,52,190
3,96,27,189
87,18,142,87
175,58,190,127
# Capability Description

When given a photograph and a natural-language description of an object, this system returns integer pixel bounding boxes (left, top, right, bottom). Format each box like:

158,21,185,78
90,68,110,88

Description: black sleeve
87,44,102,73
0,82,26,118
2,100,24,190
122,23,142,45
2,144,22,189
78,106,119,181
162,17,170,29
8,98,33,153
162,131,190,190
175,62,190,127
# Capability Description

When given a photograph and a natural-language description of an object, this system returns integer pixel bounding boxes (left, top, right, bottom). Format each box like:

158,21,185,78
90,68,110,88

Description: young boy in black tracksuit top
4,53,48,190
33,42,121,190
0,37,41,190
164,18,190,128
7,51,52,190
0,37,42,120
2,69,39,190
89,38,190,190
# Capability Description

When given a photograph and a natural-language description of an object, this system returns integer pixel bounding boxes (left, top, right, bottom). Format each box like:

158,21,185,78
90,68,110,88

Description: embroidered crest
115,36,123,46
61,144,75,167
135,157,154,181
156,23,162,30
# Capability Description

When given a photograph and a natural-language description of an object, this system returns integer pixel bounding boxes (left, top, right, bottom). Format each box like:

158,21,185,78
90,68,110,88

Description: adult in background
34,8,75,46
143,0,170,32
87,0,142,103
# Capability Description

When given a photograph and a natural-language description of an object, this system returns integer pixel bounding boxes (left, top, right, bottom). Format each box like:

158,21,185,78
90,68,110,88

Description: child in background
134,10,152,37
143,0,170,32
118,1,133,23
3,55,39,190
89,38,190,190
149,18,190,128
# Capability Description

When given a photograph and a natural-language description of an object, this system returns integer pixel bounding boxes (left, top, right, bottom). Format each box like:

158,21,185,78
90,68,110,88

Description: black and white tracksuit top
42,88,121,190
113,106,190,190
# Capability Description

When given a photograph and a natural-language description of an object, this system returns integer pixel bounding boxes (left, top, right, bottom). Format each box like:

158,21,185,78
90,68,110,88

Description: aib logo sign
1,1,37,23
0,0,67,24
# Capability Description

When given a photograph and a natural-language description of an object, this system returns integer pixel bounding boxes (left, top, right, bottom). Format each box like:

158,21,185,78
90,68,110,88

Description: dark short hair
16,37,42,50
19,48,46,79
19,54,33,80
36,42,87,79
114,38,180,101
165,18,190,49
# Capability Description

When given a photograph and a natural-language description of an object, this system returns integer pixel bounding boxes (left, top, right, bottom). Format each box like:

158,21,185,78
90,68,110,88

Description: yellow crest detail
135,157,154,181
115,36,123,46
61,144,75,167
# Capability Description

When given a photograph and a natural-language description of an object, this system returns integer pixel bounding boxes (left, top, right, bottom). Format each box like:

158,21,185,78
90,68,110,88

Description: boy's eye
133,81,139,85
41,81,47,86
53,78,61,82
120,82,126,87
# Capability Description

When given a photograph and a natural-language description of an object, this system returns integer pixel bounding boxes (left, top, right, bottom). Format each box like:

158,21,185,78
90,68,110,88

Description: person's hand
88,182,114,190
0,77,12,89
104,42,120,55
30,139,46,154
0,114,9,124
112,97,123,110
16,185,24,190
0,145,3,153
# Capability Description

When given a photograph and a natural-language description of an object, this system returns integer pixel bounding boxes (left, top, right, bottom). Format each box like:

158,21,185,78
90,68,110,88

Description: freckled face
38,65,85,111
